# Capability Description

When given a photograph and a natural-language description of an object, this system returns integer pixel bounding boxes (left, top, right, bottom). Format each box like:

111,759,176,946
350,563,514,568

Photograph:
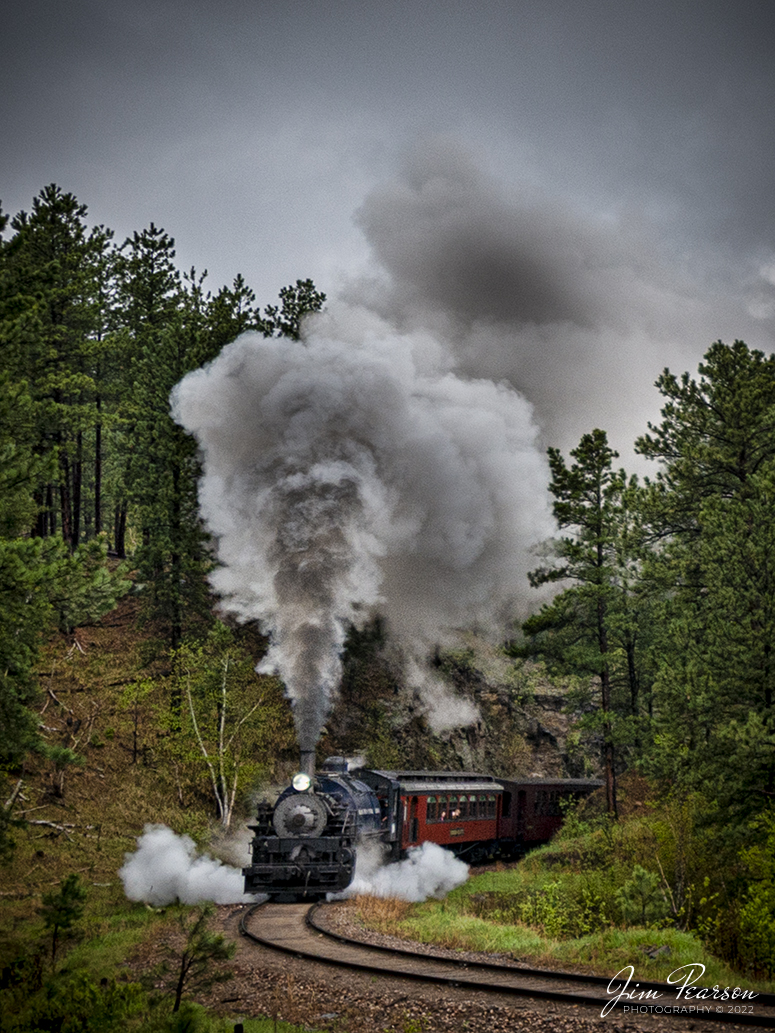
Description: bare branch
3,780,24,813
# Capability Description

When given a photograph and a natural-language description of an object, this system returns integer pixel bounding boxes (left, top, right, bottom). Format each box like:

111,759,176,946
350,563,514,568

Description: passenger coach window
487,794,496,818
449,795,460,819
427,796,437,822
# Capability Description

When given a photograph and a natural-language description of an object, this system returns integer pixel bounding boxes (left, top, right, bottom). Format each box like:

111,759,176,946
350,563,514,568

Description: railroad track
239,902,775,1027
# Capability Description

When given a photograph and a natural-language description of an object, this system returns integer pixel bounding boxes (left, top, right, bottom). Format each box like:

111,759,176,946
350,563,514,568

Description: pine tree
257,277,326,338
39,874,87,964
523,429,644,814
160,905,235,1013
0,186,113,548
636,341,775,813
0,372,129,825
0,375,52,774
0,195,129,852
111,223,182,560
116,243,215,649
206,273,260,350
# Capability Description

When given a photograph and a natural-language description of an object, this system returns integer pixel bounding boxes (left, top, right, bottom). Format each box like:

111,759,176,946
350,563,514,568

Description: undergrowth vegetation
0,868,317,1033
0,600,314,1032
355,784,775,988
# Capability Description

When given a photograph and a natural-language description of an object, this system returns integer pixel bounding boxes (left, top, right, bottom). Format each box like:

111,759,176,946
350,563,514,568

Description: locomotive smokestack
300,749,315,778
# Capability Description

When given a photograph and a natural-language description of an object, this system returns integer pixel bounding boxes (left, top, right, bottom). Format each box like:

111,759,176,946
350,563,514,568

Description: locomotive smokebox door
273,793,327,837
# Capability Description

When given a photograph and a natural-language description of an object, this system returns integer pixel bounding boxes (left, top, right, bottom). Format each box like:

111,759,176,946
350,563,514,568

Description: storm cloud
1,4,773,493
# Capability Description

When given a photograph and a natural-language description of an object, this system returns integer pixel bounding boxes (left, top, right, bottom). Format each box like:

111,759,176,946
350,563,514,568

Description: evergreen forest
1,185,774,1030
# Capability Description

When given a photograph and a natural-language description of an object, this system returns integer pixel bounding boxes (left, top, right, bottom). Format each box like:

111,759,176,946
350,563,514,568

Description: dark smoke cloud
170,136,774,752
349,137,775,460
353,136,602,329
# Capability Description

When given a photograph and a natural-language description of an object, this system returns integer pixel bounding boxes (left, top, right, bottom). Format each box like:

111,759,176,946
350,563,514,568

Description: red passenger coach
498,777,604,849
358,770,504,864
246,760,605,898
358,769,603,864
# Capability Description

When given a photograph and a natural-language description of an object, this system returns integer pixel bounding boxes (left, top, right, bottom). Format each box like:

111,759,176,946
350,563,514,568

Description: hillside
3,587,775,1033
3,594,587,907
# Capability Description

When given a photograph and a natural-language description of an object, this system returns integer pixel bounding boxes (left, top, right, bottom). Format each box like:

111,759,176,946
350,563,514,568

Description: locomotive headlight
292,772,311,792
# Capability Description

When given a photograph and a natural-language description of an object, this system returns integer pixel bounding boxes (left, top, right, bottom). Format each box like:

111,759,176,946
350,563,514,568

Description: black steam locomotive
243,756,602,901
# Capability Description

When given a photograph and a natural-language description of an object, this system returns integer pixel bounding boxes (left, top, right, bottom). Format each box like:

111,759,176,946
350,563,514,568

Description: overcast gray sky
3,0,775,460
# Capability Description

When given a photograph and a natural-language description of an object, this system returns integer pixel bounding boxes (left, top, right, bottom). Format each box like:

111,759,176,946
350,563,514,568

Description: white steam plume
119,824,258,906
171,303,552,749
332,840,469,902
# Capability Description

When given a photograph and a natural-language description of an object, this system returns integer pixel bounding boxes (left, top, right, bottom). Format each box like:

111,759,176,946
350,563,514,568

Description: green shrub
464,873,610,940
39,874,87,965
517,879,609,938
4,972,146,1032
615,865,670,928
737,810,775,976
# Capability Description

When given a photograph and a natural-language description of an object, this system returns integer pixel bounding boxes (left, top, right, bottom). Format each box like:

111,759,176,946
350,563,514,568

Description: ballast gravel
188,903,751,1033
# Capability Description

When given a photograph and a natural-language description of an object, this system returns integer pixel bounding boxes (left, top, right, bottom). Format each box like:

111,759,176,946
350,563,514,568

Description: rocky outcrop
326,629,601,779
432,637,601,779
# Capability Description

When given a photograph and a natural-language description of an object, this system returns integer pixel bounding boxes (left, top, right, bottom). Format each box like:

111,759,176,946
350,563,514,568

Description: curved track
239,902,775,1026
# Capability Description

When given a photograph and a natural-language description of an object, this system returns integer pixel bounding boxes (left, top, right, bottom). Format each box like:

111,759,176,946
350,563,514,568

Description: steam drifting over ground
332,841,469,903
119,825,258,906
118,825,467,906
172,303,552,746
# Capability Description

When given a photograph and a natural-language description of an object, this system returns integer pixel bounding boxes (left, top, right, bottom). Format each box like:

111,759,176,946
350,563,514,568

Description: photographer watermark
602,963,759,1018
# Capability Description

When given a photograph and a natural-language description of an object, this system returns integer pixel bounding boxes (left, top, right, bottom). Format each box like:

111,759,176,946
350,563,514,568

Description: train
243,756,602,901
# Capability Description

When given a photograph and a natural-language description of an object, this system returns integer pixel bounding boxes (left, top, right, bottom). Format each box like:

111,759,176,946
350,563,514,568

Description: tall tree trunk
59,450,73,550
113,501,127,557
601,668,617,817
34,486,52,537
597,593,617,817
765,640,774,794
170,460,182,651
626,638,638,716
94,399,102,535
47,483,56,536
72,431,82,546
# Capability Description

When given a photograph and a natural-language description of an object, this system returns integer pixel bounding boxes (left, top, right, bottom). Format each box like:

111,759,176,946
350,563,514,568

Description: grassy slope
354,799,775,994
4,597,211,904
357,871,769,990
0,595,310,1030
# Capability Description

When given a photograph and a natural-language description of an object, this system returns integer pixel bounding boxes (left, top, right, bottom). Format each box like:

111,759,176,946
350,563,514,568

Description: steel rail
239,902,775,1026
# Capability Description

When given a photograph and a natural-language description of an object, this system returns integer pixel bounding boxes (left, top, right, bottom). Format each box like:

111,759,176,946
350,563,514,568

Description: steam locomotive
243,755,602,901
